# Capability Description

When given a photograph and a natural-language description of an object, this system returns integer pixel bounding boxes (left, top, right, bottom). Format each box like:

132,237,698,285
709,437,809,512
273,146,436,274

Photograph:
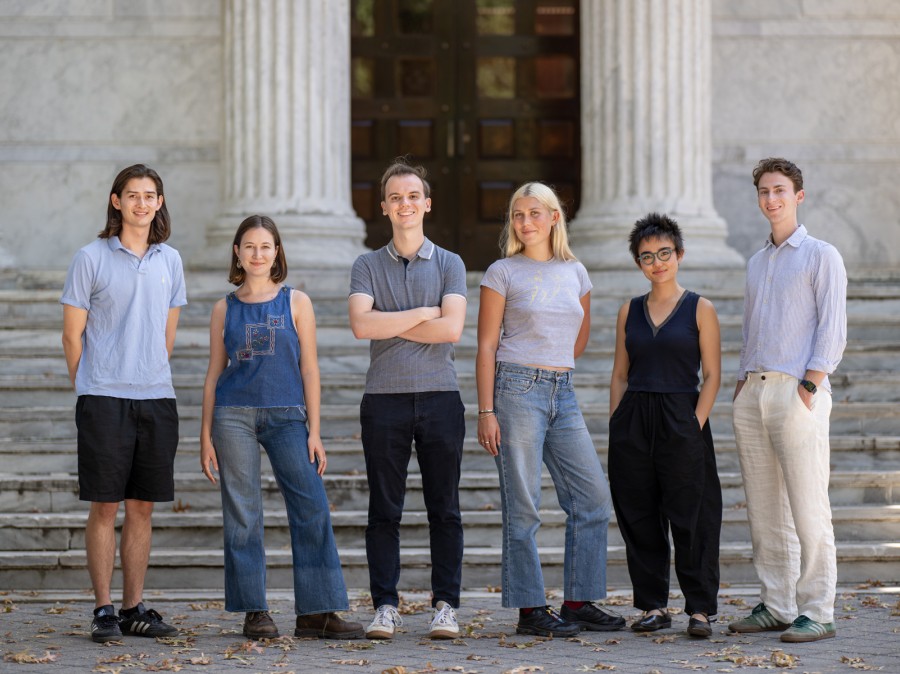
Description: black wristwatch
799,379,817,394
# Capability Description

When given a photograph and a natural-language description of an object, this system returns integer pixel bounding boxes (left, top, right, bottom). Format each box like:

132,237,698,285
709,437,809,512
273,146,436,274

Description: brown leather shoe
243,611,280,639
295,612,364,639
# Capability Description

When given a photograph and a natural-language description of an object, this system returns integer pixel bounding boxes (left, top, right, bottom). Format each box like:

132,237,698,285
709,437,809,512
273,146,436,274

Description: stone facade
0,0,898,273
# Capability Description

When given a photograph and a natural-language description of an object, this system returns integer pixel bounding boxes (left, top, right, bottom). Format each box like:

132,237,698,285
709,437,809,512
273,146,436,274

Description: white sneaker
428,601,459,639
366,605,403,640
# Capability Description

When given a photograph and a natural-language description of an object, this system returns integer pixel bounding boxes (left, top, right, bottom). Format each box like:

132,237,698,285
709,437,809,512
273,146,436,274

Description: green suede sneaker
727,602,790,633
780,615,836,643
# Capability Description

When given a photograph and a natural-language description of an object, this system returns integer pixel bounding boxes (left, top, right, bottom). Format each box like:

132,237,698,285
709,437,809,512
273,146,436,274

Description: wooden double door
351,0,581,270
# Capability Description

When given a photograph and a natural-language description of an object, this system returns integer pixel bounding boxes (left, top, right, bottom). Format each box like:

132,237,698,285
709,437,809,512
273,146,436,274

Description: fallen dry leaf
840,656,884,671
189,654,212,665
188,601,225,611
653,634,676,643
332,659,371,665
599,595,633,607
171,499,191,512
45,605,70,614
3,650,60,664
398,600,429,615
576,663,616,671
140,658,183,672
770,649,797,668
503,667,543,674
860,596,888,608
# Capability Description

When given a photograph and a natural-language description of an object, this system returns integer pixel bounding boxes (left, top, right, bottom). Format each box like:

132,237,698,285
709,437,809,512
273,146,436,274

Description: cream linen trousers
732,371,836,624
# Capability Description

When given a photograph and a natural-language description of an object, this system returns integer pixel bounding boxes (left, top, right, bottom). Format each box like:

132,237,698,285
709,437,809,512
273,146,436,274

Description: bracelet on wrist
477,409,495,416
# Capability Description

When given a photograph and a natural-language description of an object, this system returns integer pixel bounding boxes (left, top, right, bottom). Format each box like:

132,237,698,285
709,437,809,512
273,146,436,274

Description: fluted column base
571,208,745,270
193,211,368,271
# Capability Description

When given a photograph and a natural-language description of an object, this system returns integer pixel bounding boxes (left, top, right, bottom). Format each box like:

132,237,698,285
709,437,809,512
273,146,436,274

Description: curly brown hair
752,157,803,192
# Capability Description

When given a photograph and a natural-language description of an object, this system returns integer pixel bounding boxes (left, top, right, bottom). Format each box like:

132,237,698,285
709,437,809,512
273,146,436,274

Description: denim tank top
624,290,701,393
214,286,305,408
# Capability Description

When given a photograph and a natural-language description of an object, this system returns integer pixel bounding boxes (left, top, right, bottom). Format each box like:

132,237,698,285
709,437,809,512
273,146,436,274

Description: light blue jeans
494,363,612,608
212,406,349,615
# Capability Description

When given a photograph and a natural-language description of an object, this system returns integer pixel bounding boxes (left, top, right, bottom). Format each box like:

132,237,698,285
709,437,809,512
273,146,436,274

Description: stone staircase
1,267,898,593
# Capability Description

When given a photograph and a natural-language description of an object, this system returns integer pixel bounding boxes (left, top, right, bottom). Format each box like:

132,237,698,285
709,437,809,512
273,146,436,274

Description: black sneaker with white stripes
118,602,178,638
90,604,123,643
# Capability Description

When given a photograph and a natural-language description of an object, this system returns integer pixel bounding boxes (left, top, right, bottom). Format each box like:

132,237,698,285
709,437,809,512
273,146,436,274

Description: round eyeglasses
637,248,674,266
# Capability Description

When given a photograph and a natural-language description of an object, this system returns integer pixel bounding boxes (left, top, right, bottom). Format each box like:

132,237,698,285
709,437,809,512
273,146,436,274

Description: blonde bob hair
500,182,576,261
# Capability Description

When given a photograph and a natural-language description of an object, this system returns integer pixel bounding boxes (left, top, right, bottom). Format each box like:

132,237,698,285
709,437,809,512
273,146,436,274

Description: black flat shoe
687,616,712,638
631,612,672,632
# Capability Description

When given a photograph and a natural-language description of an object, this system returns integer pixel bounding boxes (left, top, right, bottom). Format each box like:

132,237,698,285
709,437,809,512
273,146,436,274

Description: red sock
563,601,586,610
520,607,536,616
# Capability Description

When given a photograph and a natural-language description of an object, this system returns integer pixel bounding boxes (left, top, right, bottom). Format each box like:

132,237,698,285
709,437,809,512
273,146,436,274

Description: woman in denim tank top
608,213,722,637
476,183,625,637
199,216,362,640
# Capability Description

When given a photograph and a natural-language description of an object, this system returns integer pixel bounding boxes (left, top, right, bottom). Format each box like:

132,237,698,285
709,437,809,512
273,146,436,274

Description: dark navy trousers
361,391,465,610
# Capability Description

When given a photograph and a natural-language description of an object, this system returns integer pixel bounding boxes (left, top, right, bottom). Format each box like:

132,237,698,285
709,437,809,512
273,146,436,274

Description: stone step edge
2,504,896,529
3,369,899,391
2,542,899,570
1,401,898,421
6,434,898,453
2,469,899,490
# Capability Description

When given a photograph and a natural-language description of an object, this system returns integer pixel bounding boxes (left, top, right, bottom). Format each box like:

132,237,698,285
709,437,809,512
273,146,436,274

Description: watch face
802,380,816,393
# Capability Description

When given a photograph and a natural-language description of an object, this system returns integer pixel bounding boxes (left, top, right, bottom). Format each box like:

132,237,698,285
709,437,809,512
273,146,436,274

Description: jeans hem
296,606,350,616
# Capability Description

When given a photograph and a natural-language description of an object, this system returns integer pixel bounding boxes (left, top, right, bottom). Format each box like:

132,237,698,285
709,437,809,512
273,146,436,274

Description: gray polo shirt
349,238,467,394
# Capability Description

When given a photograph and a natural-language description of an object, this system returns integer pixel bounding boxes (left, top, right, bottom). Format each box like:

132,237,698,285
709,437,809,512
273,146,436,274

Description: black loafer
687,616,712,638
631,612,672,632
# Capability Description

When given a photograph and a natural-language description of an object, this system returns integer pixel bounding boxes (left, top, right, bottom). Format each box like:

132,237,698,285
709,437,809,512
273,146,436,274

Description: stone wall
0,0,897,272
711,0,900,271
0,0,223,268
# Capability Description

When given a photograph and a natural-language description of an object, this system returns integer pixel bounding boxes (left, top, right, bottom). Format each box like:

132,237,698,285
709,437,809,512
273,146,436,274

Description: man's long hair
100,164,171,243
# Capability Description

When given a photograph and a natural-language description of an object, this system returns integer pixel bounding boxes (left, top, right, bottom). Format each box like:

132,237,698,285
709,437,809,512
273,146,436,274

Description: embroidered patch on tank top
237,314,286,361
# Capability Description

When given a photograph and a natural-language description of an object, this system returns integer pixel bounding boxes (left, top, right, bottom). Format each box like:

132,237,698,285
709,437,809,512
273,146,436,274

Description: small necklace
238,285,281,302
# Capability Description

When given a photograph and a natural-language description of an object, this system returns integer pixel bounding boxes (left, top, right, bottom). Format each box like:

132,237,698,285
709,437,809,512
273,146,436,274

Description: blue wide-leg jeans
494,363,613,608
212,406,349,615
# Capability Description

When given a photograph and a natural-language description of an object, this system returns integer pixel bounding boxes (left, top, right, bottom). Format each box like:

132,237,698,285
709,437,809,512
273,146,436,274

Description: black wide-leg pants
608,390,722,616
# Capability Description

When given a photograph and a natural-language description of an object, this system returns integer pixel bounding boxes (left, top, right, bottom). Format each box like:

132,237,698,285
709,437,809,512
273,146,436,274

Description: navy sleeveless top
624,290,701,393
214,286,305,408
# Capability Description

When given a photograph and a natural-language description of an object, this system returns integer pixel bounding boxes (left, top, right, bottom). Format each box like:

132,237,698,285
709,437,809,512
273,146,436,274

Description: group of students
62,156,846,646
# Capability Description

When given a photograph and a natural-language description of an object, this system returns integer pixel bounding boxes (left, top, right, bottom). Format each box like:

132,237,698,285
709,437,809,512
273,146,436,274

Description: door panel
351,0,580,270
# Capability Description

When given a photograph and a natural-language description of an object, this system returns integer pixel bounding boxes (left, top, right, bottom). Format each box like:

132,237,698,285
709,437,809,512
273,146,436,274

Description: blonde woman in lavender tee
476,183,624,638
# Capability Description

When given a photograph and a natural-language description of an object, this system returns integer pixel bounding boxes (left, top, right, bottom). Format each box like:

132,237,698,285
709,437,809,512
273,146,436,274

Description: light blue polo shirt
60,236,187,399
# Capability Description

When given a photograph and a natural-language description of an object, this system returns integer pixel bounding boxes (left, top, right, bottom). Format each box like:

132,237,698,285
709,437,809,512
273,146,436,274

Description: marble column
198,0,367,270
571,0,743,269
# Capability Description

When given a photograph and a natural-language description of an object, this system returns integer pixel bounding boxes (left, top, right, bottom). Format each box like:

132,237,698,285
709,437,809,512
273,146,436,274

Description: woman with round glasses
608,213,723,638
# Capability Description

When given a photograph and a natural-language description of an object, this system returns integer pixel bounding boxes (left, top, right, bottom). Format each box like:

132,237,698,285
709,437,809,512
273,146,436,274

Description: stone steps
2,470,897,515
2,275,899,591
3,504,898,552
3,435,898,475
2,400,898,441
3,367,899,407
2,541,897,591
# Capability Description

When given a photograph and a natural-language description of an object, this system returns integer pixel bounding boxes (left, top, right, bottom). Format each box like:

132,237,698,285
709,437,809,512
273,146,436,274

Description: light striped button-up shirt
738,225,847,393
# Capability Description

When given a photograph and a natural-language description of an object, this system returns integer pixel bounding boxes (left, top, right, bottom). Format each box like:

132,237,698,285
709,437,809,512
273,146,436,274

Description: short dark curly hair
628,212,684,260
752,157,803,192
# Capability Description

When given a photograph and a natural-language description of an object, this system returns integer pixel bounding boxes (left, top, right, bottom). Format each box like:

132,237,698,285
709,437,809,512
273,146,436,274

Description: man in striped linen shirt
728,158,847,643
